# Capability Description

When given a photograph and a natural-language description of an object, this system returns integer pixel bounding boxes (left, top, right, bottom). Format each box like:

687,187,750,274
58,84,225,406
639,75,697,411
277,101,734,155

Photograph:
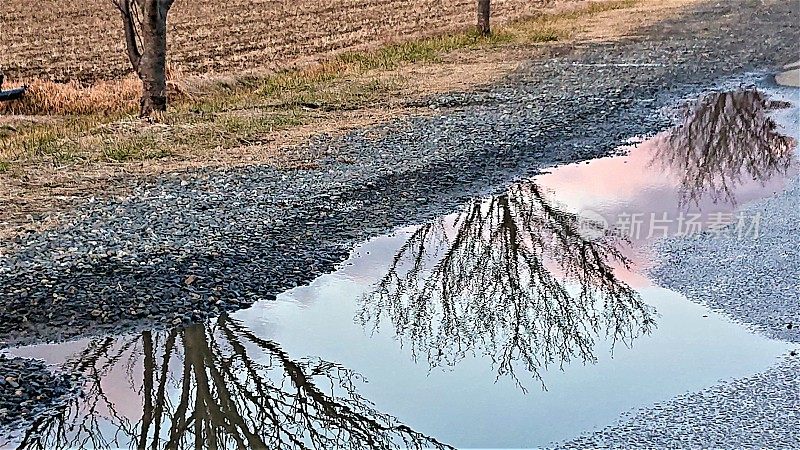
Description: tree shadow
650,89,796,206
13,316,451,450
358,181,655,390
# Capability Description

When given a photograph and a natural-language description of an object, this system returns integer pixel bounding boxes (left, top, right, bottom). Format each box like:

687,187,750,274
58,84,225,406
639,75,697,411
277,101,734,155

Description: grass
0,116,116,165
0,79,139,116
0,109,310,167
0,0,639,171
100,136,174,162
501,0,637,42
3,126,78,164
335,31,514,70
258,76,404,110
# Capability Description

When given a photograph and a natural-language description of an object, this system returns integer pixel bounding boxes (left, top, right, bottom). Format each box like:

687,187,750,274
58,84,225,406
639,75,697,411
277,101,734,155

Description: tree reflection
651,89,795,206
15,317,451,450
359,182,655,389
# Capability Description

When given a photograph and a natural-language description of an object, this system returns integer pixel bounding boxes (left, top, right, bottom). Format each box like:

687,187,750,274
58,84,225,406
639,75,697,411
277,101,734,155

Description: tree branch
111,0,142,74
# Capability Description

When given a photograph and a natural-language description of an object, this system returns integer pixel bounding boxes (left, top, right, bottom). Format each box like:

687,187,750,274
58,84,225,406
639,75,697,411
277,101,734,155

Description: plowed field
1,0,558,83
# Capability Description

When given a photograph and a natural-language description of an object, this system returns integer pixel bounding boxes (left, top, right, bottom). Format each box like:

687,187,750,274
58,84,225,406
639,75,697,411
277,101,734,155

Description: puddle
2,88,798,449
537,88,798,275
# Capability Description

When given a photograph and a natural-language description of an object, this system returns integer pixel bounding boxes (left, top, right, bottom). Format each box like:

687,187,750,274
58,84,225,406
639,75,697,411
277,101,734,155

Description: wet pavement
1,86,798,449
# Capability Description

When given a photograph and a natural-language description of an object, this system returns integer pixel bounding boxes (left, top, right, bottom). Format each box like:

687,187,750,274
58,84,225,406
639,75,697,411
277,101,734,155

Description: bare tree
477,0,491,35
651,90,795,206
14,317,452,450
111,0,176,116
360,181,654,390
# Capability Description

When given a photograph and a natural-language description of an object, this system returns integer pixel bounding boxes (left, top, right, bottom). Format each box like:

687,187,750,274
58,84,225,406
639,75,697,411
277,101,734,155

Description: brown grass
0,79,140,116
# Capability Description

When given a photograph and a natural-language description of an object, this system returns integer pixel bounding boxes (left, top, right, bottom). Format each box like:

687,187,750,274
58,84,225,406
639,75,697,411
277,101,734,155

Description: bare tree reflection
15,317,451,450
359,182,655,389
651,89,795,206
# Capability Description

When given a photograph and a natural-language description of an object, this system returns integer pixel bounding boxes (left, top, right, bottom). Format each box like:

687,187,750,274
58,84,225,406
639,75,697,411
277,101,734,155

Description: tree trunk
138,1,169,116
477,0,491,36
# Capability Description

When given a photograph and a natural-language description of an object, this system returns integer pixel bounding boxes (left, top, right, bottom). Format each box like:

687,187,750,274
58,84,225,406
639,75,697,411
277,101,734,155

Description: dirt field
1,0,562,84
0,0,700,240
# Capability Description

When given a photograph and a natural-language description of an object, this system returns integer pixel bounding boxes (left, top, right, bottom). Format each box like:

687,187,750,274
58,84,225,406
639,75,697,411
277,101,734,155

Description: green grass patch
96,110,308,160
213,112,305,139
335,30,512,72
258,76,402,110
101,135,174,162
503,0,637,43
528,26,563,42
15,128,82,164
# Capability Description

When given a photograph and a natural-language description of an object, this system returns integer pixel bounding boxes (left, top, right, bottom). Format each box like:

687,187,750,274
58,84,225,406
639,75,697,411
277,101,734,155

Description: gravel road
1,0,799,435
2,0,796,349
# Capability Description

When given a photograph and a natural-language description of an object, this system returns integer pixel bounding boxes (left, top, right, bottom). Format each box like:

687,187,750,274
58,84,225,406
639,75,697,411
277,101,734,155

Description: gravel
649,170,800,344
0,0,797,352
554,356,800,449
0,355,75,430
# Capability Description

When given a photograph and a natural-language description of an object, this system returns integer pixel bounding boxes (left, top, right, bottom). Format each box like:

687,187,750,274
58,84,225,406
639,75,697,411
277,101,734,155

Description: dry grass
0,79,140,116
0,29,508,117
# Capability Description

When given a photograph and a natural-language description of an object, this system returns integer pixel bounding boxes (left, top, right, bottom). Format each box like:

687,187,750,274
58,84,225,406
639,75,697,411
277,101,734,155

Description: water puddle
2,88,798,449
533,90,798,289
